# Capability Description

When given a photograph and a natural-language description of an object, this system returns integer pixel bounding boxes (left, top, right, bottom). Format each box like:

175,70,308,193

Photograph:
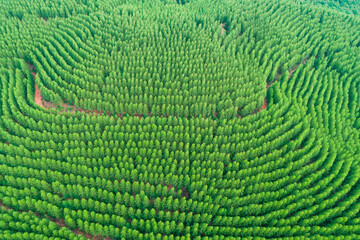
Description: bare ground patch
251,98,268,115
34,82,44,107
260,98,268,110
220,23,226,35
288,57,310,79
181,186,190,199
27,62,44,107
27,62,104,116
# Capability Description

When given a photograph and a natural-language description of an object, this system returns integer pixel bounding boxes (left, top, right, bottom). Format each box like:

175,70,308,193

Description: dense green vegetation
1,0,360,239
294,0,360,16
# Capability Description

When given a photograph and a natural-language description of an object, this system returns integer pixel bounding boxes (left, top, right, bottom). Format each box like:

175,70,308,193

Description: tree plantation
1,0,360,239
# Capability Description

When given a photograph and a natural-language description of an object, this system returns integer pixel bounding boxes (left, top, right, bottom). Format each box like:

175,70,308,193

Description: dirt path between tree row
288,57,309,79
27,62,104,116
220,23,226,35
267,57,310,90
260,98,268,110
34,82,44,107
0,200,111,240
27,63,44,107
27,56,310,118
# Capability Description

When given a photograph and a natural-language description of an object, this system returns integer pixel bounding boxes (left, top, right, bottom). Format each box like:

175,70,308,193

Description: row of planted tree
1,0,360,239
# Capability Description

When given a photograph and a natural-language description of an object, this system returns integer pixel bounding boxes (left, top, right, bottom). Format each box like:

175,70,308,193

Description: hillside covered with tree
1,0,360,239
294,0,360,16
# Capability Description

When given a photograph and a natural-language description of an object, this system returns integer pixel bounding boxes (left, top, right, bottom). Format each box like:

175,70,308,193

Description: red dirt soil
27,62,44,108
27,62,36,74
274,68,282,82
61,102,103,115
72,229,93,239
251,98,268,114
27,62,104,115
220,23,226,35
288,57,310,79
52,218,67,227
288,67,297,79
181,186,190,199
213,111,219,118
260,98,268,110
266,82,272,91
34,83,44,107
133,113,144,120
164,183,174,191
0,201,12,210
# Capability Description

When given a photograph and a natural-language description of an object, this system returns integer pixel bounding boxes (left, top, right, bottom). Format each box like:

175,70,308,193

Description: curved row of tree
0,0,360,239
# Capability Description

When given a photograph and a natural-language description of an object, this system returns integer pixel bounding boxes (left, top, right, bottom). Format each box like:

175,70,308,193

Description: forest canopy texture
1,0,360,239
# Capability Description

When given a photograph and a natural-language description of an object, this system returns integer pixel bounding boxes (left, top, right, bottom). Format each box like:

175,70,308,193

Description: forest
1,0,360,239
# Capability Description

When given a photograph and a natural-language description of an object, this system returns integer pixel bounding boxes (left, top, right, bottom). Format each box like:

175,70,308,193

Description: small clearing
220,23,226,35
27,62,103,115
213,111,219,118
34,83,44,107
251,98,268,115
274,68,282,82
27,62,44,107
260,98,268,110
181,186,190,199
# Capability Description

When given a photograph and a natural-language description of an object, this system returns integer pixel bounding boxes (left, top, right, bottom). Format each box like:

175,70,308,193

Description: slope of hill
1,0,360,239
294,0,360,16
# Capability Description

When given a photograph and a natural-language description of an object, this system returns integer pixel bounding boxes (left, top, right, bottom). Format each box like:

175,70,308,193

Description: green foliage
0,0,360,239
294,0,360,16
